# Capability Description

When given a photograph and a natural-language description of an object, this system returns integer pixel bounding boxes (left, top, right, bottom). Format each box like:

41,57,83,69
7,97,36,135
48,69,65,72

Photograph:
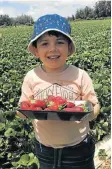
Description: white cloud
26,2,76,20
0,8,4,15
26,0,97,20
0,7,20,17
0,0,99,20
0,0,98,5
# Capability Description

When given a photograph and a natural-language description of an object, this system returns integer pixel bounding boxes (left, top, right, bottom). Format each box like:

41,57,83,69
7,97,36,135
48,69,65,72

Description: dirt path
98,159,111,169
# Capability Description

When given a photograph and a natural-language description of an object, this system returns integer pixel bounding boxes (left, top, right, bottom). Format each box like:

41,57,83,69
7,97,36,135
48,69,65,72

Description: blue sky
0,0,98,20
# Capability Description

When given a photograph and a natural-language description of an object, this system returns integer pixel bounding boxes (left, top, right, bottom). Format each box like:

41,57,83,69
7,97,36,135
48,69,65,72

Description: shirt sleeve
81,70,99,105
18,73,34,104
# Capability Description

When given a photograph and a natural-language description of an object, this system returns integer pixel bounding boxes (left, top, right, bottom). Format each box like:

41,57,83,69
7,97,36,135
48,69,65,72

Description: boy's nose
49,44,57,52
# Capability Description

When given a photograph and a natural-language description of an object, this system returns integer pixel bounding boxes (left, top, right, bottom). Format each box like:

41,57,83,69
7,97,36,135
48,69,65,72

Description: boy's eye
57,41,65,44
41,42,48,46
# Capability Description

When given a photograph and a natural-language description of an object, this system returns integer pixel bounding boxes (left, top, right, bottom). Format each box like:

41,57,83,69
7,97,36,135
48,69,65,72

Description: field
0,19,111,168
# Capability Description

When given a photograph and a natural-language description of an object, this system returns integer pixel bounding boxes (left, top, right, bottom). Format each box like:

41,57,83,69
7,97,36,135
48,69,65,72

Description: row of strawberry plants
0,19,111,168
70,19,111,140
0,26,40,168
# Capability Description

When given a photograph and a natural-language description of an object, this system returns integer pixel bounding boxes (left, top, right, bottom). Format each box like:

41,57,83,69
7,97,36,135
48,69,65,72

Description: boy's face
35,32,71,73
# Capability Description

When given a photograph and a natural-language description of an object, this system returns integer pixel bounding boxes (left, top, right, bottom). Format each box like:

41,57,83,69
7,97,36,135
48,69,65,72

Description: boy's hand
16,111,27,119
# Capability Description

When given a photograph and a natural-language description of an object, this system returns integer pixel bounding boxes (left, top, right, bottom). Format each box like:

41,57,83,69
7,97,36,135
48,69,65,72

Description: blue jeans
34,134,95,169
39,162,95,169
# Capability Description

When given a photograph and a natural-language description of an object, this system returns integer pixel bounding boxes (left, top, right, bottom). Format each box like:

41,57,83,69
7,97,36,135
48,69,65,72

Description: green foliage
98,149,107,160
74,1,111,20
0,14,34,26
69,19,111,141
15,14,34,25
0,114,39,168
0,19,111,168
0,15,12,26
12,153,39,168
94,1,111,18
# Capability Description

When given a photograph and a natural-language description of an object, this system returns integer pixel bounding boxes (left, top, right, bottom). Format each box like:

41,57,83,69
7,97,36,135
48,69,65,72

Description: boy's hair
32,30,71,48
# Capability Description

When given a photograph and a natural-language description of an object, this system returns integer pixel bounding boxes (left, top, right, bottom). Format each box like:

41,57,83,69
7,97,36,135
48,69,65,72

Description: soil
98,158,111,169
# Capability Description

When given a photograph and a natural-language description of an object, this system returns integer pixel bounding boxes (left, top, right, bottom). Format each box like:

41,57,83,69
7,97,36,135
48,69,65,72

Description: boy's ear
35,50,39,58
34,48,39,58
28,45,39,57
68,43,72,56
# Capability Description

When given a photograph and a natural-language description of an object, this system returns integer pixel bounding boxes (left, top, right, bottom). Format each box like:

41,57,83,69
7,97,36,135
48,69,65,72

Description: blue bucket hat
28,14,75,56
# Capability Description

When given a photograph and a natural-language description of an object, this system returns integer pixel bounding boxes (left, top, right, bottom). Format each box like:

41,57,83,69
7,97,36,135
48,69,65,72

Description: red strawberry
30,106,42,111
55,96,67,105
45,96,55,106
44,108,51,111
47,95,56,102
47,100,54,107
47,96,67,111
34,100,46,109
47,101,60,110
28,103,35,110
66,102,75,108
78,104,88,112
47,100,59,110
35,107,42,111
64,106,84,112
74,107,84,112
20,101,31,110
49,104,59,111
63,108,75,112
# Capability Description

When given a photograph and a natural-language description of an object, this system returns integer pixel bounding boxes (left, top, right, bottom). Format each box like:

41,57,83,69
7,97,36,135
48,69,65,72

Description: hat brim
28,29,75,56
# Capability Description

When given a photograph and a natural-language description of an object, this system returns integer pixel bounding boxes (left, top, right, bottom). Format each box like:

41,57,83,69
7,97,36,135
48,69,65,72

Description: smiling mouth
47,56,60,59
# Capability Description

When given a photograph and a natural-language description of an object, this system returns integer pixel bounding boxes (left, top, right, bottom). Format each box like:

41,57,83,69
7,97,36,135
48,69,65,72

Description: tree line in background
0,14,34,27
68,0,111,20
0,0,111,26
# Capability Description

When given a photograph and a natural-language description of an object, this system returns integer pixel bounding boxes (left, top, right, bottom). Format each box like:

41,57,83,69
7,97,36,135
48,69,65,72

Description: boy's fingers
16,111,27,119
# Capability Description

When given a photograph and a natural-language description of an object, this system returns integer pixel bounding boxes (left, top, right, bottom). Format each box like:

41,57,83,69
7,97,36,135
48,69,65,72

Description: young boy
17,14,100,169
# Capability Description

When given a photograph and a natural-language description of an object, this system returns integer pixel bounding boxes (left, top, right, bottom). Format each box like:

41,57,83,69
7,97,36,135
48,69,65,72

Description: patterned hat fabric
28,14,75,56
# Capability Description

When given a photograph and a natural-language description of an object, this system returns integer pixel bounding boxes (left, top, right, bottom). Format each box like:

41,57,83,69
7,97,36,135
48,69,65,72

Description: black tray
18,101,93,121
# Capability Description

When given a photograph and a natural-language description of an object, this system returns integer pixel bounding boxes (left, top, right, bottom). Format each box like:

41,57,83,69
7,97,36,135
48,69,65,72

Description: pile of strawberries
20,95,85,112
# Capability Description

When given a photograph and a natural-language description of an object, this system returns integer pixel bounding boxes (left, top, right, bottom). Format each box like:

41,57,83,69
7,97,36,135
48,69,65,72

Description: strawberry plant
0,19,111,168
